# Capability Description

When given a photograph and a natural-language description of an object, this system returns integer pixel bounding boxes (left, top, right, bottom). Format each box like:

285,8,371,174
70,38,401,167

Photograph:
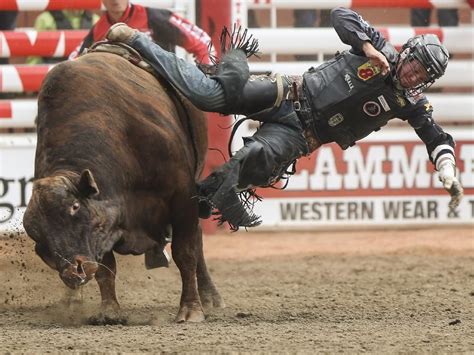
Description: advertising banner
251,128,473,229
0,129,472,233
0,134,35,235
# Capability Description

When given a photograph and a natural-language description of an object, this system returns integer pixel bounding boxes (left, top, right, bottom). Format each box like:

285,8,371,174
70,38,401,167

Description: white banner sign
0,134,35,235
250,128,474,229
255,195,473,229
0,129,473,233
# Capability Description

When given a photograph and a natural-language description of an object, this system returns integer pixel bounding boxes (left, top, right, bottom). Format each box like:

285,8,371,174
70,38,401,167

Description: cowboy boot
197,146,261,229
197,161,237,219
210,162,261,230
237,74,288,116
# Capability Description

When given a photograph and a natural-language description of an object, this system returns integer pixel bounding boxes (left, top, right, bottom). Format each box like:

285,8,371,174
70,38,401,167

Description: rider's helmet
396,34,449,97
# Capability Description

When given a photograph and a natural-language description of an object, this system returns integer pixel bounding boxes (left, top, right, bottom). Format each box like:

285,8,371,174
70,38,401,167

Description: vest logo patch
328,113,344,127
363,101,381,117
357,61,381,81
396,94,406,107
344,74,354,91
377,95,391,112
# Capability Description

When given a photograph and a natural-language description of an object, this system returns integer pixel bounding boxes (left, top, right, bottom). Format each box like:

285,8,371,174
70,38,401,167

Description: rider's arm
403,97,463,208
405,97,455,167
330,7,386,54
146,8,213,65
331,7,390,74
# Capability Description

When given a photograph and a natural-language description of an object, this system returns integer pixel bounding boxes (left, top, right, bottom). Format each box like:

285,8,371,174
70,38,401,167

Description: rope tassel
208,25,260,67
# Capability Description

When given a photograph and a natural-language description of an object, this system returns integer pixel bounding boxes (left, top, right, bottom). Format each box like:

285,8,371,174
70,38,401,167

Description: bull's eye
70,201,80,214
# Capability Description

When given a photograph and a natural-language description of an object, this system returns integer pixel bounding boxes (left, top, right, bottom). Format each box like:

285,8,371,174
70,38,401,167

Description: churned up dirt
0,227,473,353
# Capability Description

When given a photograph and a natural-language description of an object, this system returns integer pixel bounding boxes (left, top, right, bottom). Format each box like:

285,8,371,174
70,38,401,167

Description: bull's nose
60,264,89,288
60,255,98,289
60,271,86,289
74,255,99,277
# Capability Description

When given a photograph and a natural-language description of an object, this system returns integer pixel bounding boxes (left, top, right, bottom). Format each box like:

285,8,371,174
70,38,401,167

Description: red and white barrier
1,94,472,128
0,100,37,128
0,0,183,11
1,25,470,58
0,30,88,58
247,0,470,9
0,65,54,92
1,60,472,93
250,27,473,54
0,0,470,11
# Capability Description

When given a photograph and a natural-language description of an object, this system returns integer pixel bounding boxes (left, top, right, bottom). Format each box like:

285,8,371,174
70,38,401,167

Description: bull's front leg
88,251,127,325
196,225,225,310
171,219,205,323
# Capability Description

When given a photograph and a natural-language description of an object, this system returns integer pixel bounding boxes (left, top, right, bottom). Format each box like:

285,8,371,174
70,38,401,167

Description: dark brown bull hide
23,52,223,323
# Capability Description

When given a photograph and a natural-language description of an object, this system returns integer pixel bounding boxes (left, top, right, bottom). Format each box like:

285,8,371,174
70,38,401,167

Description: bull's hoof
88,303,127,326
200,291,225,310
175,303,205,323
88,312,128,326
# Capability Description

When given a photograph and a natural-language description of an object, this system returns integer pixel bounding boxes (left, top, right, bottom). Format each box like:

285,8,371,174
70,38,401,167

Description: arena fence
1,0,193,11
1,60,472,91
2,0,470,11
234,0,471,30
0,93,472,128
0,0,472,232
4,27,471,58
246,0,470,9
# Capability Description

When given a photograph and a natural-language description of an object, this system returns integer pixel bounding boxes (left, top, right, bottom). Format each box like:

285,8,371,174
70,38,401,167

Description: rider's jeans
130,32,227,112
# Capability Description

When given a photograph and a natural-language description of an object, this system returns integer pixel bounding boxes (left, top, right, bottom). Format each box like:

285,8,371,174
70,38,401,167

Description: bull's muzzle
60,255,98,289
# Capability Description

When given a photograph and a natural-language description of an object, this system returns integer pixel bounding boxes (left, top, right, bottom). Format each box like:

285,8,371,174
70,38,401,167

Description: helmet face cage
396,34,449,97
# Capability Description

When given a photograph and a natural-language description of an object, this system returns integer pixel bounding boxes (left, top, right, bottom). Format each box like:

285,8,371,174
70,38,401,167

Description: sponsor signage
0,129,473,233
252,128,473,229
0,134,35,234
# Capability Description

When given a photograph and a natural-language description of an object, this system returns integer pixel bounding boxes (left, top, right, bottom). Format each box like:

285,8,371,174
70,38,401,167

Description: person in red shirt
71,0,213,64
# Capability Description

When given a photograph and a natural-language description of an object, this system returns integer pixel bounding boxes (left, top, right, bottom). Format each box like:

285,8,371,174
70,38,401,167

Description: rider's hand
362,41,390,76
438,160,464,211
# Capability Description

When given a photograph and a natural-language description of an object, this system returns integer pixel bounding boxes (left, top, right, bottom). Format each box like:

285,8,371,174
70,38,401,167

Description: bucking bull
23,48,223,323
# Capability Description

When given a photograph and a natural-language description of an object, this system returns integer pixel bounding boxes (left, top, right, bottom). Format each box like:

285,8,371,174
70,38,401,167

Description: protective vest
303,49,404,149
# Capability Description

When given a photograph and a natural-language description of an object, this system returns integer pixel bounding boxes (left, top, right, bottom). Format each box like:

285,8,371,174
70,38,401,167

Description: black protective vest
303,49,403,149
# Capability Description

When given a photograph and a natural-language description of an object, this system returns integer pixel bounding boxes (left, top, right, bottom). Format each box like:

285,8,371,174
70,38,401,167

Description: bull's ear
78,169,99,198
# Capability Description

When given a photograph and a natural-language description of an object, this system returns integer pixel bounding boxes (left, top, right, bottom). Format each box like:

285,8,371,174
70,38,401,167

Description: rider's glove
438,158,463,211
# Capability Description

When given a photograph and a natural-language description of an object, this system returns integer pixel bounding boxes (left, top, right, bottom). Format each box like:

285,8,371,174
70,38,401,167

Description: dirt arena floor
0,226,473,353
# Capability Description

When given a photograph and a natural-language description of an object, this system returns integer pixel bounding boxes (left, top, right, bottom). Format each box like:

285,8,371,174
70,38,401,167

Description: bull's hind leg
89,251,127,325
196,225,225,310
171,197,205,323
